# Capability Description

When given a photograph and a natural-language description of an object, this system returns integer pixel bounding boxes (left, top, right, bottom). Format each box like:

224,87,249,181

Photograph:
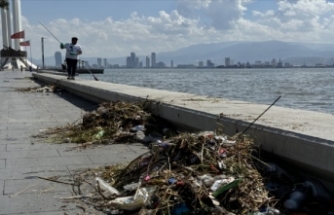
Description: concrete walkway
0,71,148,214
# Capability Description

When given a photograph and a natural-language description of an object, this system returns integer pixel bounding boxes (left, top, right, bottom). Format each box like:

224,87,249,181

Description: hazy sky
2,0,334,59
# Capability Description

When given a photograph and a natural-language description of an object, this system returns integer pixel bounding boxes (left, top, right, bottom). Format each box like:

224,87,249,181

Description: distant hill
38,40,334,67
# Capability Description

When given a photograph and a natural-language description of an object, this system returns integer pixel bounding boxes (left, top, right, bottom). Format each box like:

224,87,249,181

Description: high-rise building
104,58,108,68
130,52,136,68
146,56,150,68
171,60,173,68
97,58,102,68
126,57,131,68
135,57,139,68
54,51,62,67
225,57,230,67
151,52,156,68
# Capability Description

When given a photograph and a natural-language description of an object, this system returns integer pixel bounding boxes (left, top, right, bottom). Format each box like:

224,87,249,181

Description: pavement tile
6,143,76,151
0,192,77,215
0,166,69,180
88,153,134,165
4,178,72,195
6,156,93,168
0,149,60,159
0,159,5,169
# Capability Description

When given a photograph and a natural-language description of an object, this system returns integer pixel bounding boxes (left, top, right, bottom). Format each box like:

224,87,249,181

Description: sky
2,0,334,59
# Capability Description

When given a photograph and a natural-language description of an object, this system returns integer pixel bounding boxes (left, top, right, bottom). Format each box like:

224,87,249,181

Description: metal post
41,37,45,69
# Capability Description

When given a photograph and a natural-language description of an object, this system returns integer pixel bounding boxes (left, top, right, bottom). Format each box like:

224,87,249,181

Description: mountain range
36,40,334,67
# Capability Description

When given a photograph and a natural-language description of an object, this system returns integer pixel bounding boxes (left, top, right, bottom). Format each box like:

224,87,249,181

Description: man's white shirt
64,43,82,60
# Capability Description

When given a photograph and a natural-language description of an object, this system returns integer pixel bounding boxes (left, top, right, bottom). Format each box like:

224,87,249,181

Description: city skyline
2,1,334,59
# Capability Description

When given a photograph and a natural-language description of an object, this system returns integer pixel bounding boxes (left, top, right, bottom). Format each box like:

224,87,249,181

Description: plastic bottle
284,185,310,211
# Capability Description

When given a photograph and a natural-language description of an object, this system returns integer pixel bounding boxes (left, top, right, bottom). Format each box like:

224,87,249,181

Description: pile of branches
37,101,175,144
58,131,276,215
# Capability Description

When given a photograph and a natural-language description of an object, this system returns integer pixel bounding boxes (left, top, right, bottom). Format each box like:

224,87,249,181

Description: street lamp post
41,37,47,69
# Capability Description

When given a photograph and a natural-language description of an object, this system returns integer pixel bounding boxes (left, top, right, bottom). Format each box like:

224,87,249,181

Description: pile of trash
56,131,281,215
39,101,176,144
36,101,334,214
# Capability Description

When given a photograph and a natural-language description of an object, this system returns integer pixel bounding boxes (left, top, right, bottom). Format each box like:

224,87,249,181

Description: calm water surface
80,68,334,114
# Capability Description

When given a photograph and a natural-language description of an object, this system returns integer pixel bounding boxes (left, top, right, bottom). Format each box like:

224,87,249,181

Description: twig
10,181,40,198
36,176,73,185
96,180,107,200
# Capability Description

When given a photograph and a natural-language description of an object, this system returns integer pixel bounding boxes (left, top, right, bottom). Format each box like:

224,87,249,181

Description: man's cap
72,37,78,40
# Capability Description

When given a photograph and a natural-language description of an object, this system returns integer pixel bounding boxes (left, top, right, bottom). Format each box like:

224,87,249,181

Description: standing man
60,37,82,80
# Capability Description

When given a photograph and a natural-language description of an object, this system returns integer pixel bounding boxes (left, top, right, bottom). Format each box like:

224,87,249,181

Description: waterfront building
177,64,196,68
135,57,139,68
146,56,150,68
104,58,108,68
130,52,136,68
225,57,231,67
271,58,277,67
151,52,156,68
156,62,165,68
206,60,214,68
199,61,204,67
126,57,131,68
97,58,102,68
54,51,62,67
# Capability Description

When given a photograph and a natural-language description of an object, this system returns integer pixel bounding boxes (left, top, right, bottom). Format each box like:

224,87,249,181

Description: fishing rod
85,66,99,81
38,20,61,43
38,20,99,81
239,96,281,136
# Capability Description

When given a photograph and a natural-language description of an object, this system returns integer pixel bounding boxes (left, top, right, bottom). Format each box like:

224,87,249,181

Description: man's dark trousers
66,58,78,77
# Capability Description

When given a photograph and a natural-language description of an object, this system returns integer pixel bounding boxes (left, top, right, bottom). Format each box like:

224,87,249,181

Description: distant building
271,58,277,67
206,60,214,68
130,52,136,68
225,57,231,67
126,57,131,68
171,60,173,68
198,61,204,67
103,58,108,68
54,52,62,67
151,52,156,68
146,56,150,68
97,58,102,68
139,62,143,68
177,64,196,68
135,57,139,68
277,58,283,68
254,61,262,66
156,62,165,68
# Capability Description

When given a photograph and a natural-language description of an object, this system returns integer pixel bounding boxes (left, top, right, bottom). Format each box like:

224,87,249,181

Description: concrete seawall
32,72,334,189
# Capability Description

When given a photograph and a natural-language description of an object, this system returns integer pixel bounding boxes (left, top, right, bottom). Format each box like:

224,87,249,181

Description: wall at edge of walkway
33,73,334,191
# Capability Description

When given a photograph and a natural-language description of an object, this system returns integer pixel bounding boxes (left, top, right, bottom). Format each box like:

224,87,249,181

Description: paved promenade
0,71,148,214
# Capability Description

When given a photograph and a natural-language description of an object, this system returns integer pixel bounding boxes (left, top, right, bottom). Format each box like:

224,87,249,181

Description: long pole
240,96,281,136
41,37,45,69
38,20,61,43
29,41,33,70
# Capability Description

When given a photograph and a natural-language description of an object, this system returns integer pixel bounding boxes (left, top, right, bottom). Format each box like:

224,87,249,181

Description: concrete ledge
32,72,334,187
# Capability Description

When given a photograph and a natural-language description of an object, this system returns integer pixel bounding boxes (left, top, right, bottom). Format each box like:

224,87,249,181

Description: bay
79,68,334,114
